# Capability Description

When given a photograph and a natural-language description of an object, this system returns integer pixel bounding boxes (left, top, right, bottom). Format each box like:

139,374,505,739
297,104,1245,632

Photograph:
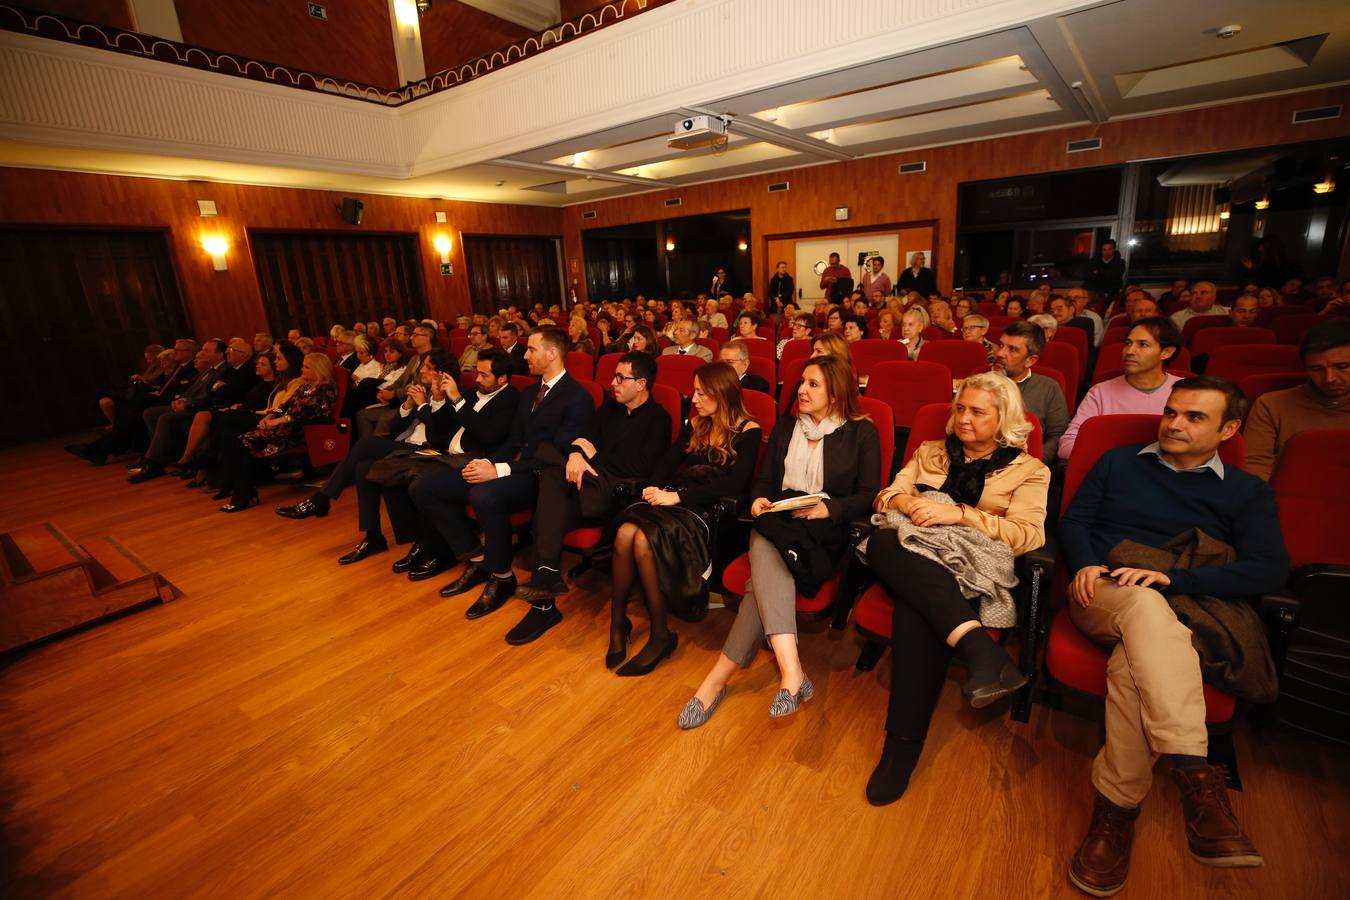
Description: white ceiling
1,0,1347,206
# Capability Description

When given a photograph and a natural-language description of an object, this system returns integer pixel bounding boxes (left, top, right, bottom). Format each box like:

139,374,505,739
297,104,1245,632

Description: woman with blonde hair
900,305,930,360
567,316,595,355
606,362,760,676
862,371,1049,805
810,331,853,366
680,355,880,727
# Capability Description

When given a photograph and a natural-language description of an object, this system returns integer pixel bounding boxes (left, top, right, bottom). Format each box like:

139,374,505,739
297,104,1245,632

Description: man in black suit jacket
896,251,937,297
334,330,360,373
719,341,771,395
131,338,241,481
498,322,529,375
407,327,594,619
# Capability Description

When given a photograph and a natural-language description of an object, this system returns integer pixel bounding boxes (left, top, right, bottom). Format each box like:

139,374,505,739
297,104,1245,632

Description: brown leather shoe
1069,792,1140,897
1171,764,1264,867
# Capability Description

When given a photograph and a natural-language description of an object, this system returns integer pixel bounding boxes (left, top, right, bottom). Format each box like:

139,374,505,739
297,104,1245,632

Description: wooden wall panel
0,169,563,339
419,1,533,75
175,0,399,87
563,86,1350,302
21,0,134,30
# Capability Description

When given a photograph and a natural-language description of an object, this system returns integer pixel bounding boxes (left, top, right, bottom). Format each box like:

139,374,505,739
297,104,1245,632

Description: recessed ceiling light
1216,24,1241,39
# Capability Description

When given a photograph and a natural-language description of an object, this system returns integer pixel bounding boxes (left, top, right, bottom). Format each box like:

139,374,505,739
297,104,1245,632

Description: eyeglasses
611,374,643,384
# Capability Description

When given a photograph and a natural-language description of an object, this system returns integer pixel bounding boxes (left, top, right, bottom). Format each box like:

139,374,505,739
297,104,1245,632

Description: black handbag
364,449,472,488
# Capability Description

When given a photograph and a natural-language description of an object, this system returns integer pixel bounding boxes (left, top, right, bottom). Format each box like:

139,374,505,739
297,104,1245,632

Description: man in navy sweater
1059,376,1288,898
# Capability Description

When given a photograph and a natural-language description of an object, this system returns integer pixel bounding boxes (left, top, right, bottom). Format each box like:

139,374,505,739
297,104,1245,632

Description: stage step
0,522,176,654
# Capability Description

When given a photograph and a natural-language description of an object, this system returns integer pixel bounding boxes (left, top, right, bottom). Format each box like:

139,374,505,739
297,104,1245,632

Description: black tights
610,522,670,665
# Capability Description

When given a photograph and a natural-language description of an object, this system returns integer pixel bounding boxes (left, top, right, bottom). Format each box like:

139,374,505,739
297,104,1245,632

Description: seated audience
1059,317,1184,460
842,315,869,343
1170,281,1228,329
720,340,771,394
1004,296,1028,319
626,325,660,357
703,298,728,330
96,344,167,425
459,324,489,371
928,300,959,335
777,313,814,359
864,372,1049,805
826,306,845,333
508,351,673,644
681,355,880,728
991,321,1069,463
875,309,899,341
1244,319,1350,480
1028,312,1058,339
1059,377,1286,895
735,312,767,341
810,331,853,367
662,320,713,362
606,362,760,675
900,306,929,360
355,326,432,439
498,322,529,375
1068,287,1105,346
350,335,381,382
214,352,337,512
567,317,595,356
1230,294,1260,328
334,331,359,372
253,333,274,355
1050,294,1096,346
1026,291,1047,315
293,337,316,355
951,295,973,320
960,314,997,364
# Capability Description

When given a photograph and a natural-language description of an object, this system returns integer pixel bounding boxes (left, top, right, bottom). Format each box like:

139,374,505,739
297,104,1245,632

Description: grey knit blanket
866,491,1019,628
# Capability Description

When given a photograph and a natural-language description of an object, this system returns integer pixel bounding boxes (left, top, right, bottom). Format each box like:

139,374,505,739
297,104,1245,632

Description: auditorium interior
1,0,1349,897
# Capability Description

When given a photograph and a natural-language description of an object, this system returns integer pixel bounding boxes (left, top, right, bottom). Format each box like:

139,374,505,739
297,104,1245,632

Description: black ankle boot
866,735,924,806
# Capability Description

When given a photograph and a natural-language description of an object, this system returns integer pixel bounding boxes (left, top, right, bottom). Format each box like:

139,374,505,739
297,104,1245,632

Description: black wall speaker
338,197,364,225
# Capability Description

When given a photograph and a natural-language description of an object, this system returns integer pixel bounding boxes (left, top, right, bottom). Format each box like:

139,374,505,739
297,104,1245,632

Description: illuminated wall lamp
394,0,419,37
1218,209,1231,221
665,235,676,252
1313,179,1334,195
202,236,229,271
1254,198,1270,210
433,234,452,264
737,238,749,252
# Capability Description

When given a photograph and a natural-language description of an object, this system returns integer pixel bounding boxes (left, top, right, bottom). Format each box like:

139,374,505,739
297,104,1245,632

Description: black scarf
921,433,1022,507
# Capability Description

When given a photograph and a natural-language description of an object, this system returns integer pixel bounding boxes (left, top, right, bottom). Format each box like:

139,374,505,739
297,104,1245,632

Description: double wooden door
463,235,563,315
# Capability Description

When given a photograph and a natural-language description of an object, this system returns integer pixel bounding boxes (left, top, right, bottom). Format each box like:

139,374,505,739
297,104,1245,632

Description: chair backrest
1062,414,1247,514
746,355,775,386
857,395,895,484
1091,342,1193,385
1205,344,1302,384
743,337,777,363
650,383,684,442
918,340,988,380
1038,342,1080,401
1052,327,1090,381
922,325,958,342
565,351,595,382
509,374,537,392
1238,372,1306,409
1034,363,1073,416
655,353,704,398
864,360,952,428
332,365,350,412
695,337,721,357
578,379,604,409
985,315,1017,330
594,352,624,387
776,356,811,414
1180,314,1232,346
1271,429,1350,567
902,402,1042,465
851,339,907,377
779,339,812,368
741,388,778,436
757,324,774,339
1255,303,1313,328
709,326,730,345
449,334,470,356
1271,314,1325,346
1190,326,1275,358
977,302,1003,317
1102,325,1130,345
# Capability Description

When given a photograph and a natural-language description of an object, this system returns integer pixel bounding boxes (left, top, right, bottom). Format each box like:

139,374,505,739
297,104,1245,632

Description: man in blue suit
408,326,594,619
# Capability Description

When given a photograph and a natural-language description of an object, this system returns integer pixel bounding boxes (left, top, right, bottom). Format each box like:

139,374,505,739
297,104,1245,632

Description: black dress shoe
517,570,569,602
464,575,516,620
391,544,424,574
212,487,233,501
436,561,487,595
338,539,388,565
276,497,329,519
505,604,563,645
127,464,165,484
218,494,259,513
64,442,92,460
962,662,1029,710
408,556,452,582
616,632,679,677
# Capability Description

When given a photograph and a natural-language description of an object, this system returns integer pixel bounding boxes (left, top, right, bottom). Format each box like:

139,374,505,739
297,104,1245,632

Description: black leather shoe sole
504,607,562,645
338,541,387,565
517,578,568,602
437,563,488,595
963,662,1029,710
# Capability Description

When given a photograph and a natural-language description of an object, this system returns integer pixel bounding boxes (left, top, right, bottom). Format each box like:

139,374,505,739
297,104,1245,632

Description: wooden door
463,235,562,314
0,227,189,443
250,231,426,337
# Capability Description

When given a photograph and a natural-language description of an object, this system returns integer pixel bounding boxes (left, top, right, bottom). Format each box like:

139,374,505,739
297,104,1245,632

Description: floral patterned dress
240,382,336,457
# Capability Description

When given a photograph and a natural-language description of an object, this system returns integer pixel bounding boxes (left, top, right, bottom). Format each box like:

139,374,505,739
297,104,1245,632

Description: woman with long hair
680,356,881,727
862,372,1049,805
810,331,853,367
627,325,660,356
606,362,760,676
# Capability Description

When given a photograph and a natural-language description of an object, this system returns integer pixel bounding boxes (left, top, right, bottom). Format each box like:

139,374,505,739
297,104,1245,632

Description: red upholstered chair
1180,314,1232,346
594,352,623,388
509,375,538,392
1034,363,1073,416
851,339,907,378
1102,325,1130,345
779,339,812,368
978,302,1004,317
577,379,604,410
721,395,894,621
850,403,1044,721
1271,314,1324,346
1042,415,1248,728
656,354,704,399
301,365,352,466
1238,372,1306,411
1205,344,1302,384
695,337,721,358
746,354,775,387
918,340,989,380
1271,429,1350,569
1255,303,1312,328
710,326,730,345
1190,327,1275,359
922,325,958,342
865,360,952,430
1038,342,1080,402
565,351,595,382
743,337,777,364
651,383,683,441
449,334,470,356
777,356,811,415
1053,327,1090,383
985,315,1017,330
756,325,774,339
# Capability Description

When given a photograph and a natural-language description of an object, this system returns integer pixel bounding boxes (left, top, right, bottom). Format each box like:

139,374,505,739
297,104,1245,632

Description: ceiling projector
669,114,727,150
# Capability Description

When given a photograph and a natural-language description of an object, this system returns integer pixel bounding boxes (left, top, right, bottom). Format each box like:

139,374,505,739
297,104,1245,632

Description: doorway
462,235,564,315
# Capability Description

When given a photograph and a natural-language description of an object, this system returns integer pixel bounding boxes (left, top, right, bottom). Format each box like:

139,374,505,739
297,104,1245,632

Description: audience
960,314,997,364
1170,281,1229,329
663,320,714,361
499,322,529,374
1230,294,1260,328
900,306,929,359
1028,312,1058,339
777,313,814,359
992,321,1069,463
1060,377,1286,895
1004,296,1028,319
459,324,489,371
720,340,771,394
864,372,1050,805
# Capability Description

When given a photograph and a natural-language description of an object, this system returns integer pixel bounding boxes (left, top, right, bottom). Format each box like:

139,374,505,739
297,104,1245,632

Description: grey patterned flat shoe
768,675,814,718
678,687,726,730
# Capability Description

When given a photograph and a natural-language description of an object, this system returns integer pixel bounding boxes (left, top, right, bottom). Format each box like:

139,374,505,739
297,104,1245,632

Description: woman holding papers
679,355,880,728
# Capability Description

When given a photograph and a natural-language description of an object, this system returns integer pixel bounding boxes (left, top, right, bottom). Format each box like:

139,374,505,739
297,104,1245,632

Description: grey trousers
722,531,799,667
355,405,398,440
144,408,194,465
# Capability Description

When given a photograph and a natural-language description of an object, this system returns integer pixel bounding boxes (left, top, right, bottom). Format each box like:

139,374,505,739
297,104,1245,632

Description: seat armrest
1260,590,1299,626
847,516,875,545
1024,533,1058,575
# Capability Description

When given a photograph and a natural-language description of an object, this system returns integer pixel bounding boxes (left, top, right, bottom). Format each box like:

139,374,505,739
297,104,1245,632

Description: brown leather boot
1069,792,1140,897
1171,764,1264,867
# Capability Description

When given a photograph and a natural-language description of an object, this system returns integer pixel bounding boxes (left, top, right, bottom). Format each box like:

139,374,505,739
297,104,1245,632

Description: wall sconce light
1254,197,1270,210
433,234,452,264
415,0,432,11
394,0,419,36
1313,179,1334,195
201,235,229,271
1218,209,1231,221
737,238,748,251
665,235,676,252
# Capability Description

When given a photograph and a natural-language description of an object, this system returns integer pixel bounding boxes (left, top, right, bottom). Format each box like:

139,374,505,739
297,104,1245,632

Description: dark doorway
462,235,563,314
0,227,189,442
250,231,426,337
583,209,751,300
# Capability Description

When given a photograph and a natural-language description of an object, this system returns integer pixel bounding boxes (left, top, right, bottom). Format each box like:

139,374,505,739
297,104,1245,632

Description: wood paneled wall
562,86,1350,303
21,0,134,30
176,0,399,87
419,1,532,75
0,169,562,339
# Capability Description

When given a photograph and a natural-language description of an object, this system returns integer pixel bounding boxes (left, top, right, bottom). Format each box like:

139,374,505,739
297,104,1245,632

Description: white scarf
783,414,844,494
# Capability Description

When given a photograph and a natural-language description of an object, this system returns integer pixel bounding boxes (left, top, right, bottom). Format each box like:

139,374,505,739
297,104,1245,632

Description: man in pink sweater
1060,317,1184,459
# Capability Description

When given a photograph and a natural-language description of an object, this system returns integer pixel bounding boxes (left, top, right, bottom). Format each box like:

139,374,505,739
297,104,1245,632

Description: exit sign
440,263,453,276
307,3,327,21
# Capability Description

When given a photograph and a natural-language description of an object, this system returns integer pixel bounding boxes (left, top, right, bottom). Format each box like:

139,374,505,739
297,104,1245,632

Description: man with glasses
459,325,489,372
356,324,435,440
508,351,673,644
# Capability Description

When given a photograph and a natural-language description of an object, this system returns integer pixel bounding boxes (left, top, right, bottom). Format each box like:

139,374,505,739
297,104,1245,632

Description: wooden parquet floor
1,438,1347,899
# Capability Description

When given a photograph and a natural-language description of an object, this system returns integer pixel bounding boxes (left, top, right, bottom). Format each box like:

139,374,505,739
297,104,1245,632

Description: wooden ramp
0,522,176,653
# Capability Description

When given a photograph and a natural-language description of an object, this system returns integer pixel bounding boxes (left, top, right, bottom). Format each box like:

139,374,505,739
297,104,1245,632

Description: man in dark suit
334,330,360,373
498,321,529,375
896,251,936,297
719,341,771,395
130,338,240,481
508,350,673,644
408,327,593,619
767,261,795,315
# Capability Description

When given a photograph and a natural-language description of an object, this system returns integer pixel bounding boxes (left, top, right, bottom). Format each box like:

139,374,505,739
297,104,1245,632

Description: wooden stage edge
1,436,1347,899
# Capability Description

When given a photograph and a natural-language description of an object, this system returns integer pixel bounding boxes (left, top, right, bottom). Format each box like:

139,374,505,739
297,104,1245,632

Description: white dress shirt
394,397,446,445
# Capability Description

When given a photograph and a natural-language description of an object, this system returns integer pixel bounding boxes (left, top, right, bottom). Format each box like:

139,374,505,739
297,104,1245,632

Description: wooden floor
1,438,1347,899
